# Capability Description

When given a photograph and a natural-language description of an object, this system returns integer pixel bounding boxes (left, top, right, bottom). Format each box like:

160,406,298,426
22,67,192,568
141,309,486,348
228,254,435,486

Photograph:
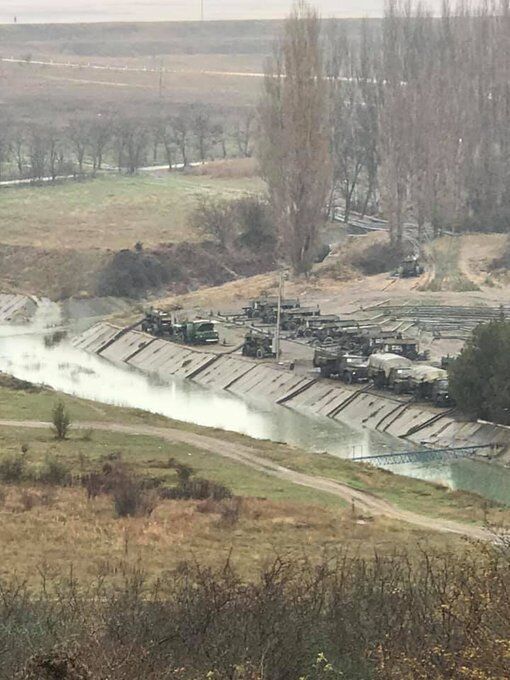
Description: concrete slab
127,338,217,380
227,364,312,402
333,392,403,431
99,330,154,363
193,355,255,390
384,404,447,438
0,294,37,322
285,381,355,417
72,322,122,354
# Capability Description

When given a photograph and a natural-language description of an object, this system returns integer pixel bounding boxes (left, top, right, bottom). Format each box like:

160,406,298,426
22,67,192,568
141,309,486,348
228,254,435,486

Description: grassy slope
0,381,508,527
0,172,264,251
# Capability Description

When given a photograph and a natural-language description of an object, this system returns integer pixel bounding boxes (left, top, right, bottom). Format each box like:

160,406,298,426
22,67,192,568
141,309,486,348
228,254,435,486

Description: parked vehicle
396,255,424,278
367,353,413,388
176,320,219,345
407,365,453,406
141,309,174,337
314,347,368,382
242,333,276,359
243,296,300,322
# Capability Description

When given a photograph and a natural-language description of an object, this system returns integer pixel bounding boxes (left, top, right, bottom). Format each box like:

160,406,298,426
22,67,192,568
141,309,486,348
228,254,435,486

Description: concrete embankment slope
0,294,37,323
73,322,510,457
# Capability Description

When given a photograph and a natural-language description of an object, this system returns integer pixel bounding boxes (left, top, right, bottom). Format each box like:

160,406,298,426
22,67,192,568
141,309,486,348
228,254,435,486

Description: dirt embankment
0,240,275,301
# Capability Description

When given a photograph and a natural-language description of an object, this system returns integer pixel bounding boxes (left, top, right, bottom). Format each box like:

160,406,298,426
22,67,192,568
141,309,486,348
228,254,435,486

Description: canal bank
0,310,509,505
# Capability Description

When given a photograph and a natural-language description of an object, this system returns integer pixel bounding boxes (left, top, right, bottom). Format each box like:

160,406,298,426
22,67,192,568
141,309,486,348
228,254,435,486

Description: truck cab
183,320,219,345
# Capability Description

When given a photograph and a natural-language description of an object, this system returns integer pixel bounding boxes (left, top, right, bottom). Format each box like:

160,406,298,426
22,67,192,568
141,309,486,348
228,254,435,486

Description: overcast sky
0,1,446,24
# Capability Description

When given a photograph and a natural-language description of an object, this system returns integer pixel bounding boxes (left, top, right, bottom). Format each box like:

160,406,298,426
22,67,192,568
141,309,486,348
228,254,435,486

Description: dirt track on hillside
0,418,490,541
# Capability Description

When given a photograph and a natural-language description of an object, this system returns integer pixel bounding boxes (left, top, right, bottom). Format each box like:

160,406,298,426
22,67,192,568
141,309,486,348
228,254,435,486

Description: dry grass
0,173,264,251
0,484,457,584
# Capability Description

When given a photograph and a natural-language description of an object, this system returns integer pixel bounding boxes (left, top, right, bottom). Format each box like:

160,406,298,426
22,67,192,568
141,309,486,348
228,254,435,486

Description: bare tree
89,115,113,175
67,120,87,175
258,1,330,275
172,113,189,167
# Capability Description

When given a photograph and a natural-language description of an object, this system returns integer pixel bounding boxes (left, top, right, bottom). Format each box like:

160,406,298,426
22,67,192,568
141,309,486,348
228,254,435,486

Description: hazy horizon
0,1,445,24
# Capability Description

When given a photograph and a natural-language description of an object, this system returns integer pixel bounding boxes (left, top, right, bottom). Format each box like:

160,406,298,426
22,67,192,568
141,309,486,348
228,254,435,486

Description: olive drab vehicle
141,310,219,345
242,333,276,359
141,309,174,337
313,347,368,382
396,255,424,278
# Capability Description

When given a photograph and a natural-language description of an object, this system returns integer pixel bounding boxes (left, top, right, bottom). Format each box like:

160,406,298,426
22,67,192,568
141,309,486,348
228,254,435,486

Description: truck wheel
343,371,353,384
320,367,331,378
256,348,265,359
242,347,247,356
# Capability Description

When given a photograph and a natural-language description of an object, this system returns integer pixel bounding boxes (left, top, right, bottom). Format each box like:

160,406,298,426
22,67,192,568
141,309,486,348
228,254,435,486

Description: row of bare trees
259,0,510,274
0,107,256,181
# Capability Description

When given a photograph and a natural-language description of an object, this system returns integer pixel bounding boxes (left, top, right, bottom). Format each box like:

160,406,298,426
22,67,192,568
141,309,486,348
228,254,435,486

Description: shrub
110,467,158,518
38,455,71,486
0,453,26,483
52,401,71,440
350,239,406,275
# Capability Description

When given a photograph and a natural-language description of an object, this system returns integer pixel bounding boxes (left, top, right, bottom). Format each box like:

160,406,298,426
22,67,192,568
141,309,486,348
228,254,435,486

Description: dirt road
0,418,490,541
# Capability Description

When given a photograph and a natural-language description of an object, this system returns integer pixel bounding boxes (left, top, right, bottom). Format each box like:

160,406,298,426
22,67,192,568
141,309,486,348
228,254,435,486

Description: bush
350,239,406,275
38,455,71,486
52,401,71,440
449,318,510,423
0,453,26,483
109,466,158,518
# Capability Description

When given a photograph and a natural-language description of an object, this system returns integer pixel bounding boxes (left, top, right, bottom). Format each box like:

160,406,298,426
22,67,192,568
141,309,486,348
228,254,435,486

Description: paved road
0,418,490,541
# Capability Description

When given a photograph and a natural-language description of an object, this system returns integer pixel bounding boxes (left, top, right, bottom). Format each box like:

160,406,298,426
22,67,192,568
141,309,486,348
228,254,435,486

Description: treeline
0,107,255,181
5,547,510,678
326,0,510,241
260,1,510,272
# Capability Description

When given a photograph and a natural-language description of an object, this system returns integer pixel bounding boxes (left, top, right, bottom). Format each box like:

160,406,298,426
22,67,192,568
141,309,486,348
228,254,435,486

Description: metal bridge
353,445,493,466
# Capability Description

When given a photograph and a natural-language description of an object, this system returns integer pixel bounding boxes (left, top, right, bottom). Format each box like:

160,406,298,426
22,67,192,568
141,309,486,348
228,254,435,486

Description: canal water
0,303,508,505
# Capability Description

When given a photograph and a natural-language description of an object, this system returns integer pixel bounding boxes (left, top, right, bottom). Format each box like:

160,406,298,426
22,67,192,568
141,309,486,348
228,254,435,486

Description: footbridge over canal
352,444,497,467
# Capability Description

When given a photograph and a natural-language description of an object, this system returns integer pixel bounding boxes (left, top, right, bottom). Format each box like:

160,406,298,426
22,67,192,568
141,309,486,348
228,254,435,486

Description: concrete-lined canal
0,304,509,506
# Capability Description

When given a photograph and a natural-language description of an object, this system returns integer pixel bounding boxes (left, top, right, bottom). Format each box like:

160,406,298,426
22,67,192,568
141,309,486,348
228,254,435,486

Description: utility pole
274,271,284,360
200,0,204,21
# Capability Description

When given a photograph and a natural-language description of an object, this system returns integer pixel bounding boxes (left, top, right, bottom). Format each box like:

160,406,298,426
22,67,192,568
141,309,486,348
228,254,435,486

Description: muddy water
0,303,509,505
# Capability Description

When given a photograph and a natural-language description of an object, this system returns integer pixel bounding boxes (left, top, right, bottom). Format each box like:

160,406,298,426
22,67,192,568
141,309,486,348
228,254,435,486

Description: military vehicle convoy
367,353,453,406
141,309,219,345
314,346,453,406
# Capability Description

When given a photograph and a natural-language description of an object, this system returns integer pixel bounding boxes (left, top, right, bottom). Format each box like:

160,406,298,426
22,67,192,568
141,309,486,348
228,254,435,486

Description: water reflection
0,308,509,505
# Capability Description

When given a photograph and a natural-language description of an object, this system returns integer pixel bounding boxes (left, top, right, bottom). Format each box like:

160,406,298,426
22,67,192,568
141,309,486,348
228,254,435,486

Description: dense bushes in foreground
4,546,510,679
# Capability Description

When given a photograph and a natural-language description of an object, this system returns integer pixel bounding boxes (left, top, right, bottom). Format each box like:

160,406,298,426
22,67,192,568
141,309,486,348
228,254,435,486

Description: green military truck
313,347,368,383
175,320,219,345
242,333,276,359
141,309,174,337
407,365,453,407
367,353,413,390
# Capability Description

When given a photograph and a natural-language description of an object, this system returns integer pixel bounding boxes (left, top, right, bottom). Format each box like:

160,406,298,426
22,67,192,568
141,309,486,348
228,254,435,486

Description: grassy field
0,170,264,250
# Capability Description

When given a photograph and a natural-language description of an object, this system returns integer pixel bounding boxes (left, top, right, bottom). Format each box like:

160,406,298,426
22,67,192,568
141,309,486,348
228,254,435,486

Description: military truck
408,365,452,406
176,320,219,345
397,255,424,278
367,353,413,389
379,337,422,360
243,296,300,322
141,309,174,337
314,347,368,382
242,333,276,359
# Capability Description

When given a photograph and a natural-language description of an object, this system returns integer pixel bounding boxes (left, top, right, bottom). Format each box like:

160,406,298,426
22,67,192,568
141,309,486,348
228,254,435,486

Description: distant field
0,171,264,250
0,19,377,121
